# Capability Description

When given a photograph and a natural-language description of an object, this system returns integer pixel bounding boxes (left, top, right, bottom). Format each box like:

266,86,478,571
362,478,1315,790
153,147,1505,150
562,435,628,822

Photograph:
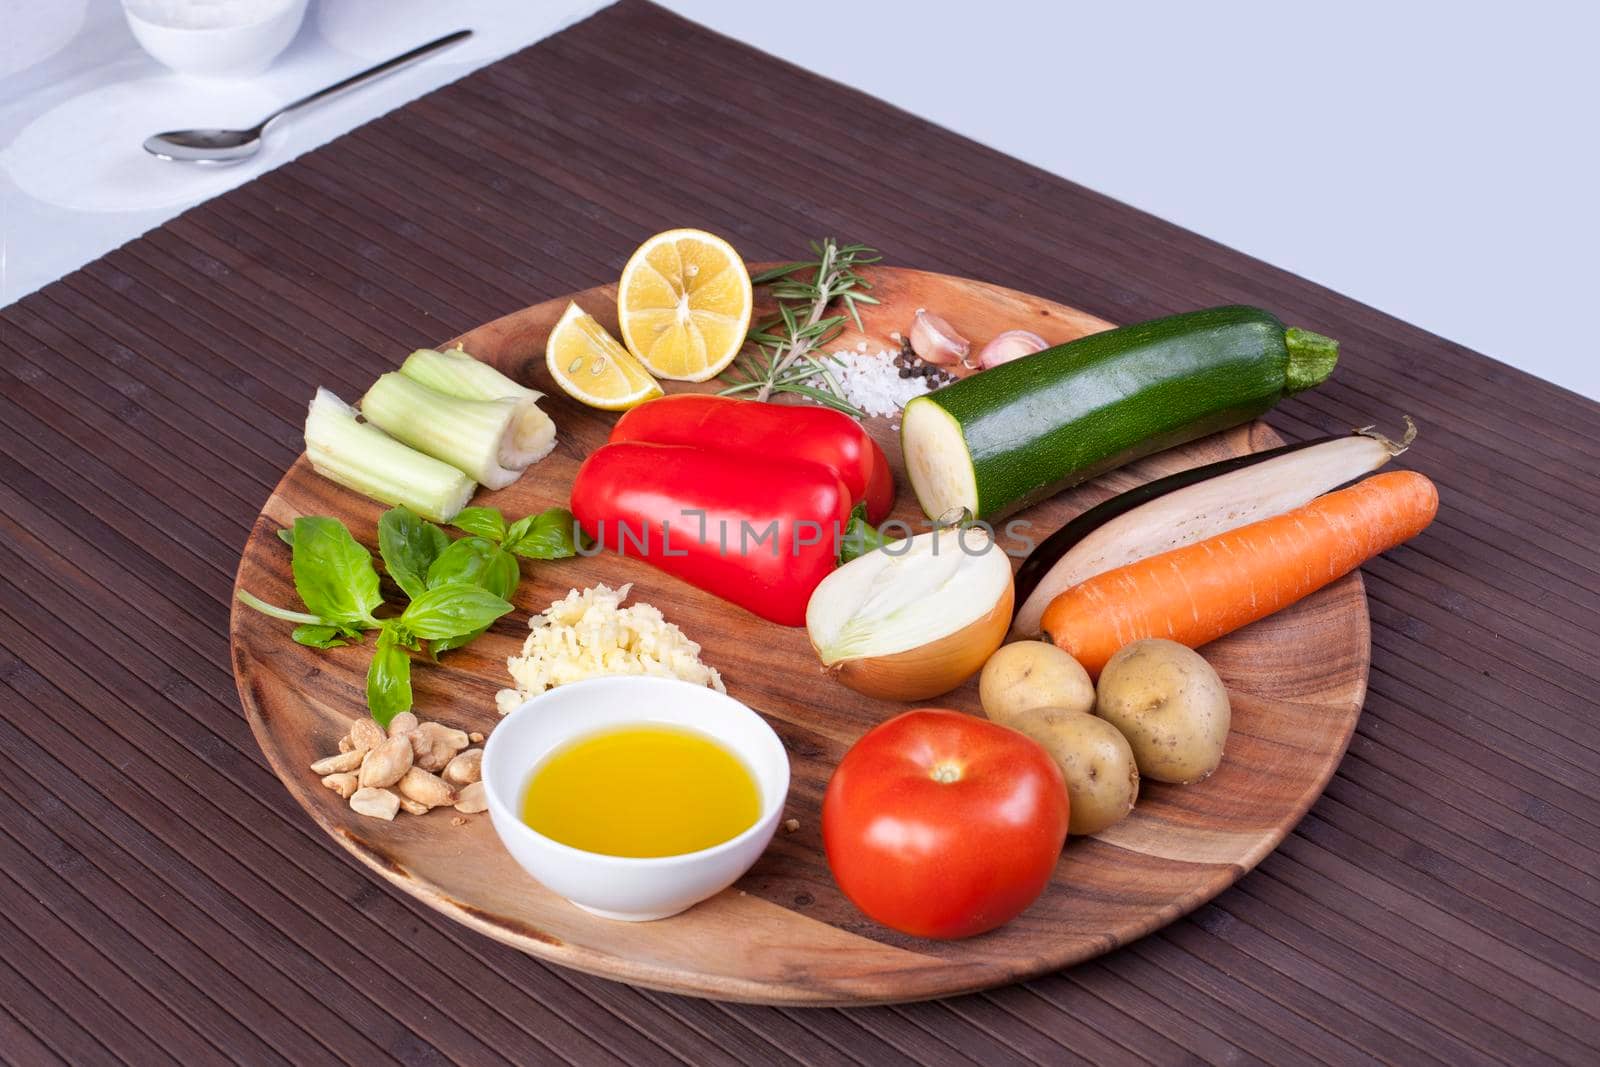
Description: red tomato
822,709,1069,939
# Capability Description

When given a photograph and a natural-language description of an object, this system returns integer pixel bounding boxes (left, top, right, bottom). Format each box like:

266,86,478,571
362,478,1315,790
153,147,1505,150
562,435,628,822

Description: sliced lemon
545,301,663,410
617,228,753,382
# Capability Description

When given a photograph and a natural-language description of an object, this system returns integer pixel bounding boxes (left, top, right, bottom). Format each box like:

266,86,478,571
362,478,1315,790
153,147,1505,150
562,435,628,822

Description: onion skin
822,582,1013,701
977,330,1048,369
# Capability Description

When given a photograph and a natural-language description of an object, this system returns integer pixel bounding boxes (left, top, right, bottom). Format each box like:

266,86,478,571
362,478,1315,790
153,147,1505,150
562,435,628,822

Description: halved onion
806,526,1014,701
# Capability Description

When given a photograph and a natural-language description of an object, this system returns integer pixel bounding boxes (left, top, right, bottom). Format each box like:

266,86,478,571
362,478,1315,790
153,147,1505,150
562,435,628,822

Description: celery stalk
399,347,558,478
360,373,554,490
304,389,475,522
400,346,542,402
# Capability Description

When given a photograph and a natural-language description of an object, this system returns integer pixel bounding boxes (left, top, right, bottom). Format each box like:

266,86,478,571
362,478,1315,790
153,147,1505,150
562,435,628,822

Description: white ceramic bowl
482,676,791,922
122,0,308,78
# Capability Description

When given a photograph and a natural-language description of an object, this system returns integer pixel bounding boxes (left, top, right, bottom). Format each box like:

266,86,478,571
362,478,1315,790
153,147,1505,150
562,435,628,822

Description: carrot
1040,470,1438,676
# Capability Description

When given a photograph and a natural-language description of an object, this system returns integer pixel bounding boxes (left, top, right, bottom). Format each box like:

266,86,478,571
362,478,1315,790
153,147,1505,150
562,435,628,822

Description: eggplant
1011,420,1415,638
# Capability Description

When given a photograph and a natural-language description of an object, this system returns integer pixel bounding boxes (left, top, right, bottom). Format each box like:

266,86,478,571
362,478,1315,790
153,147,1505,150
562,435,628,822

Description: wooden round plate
231,267,1368,1005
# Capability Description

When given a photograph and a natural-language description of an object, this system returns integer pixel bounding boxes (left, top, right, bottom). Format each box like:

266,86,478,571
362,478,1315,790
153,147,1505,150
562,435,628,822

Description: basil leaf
426,540,516,656
502,514,534,548
449,506,507,542
400,583,514,640
366,625,413,727
429,629,482,656
427,545,516,656
290,517,382,627
378,506,450,600
291,624,348,649
277,527,295,547
504,507,585,560
426,537,519,599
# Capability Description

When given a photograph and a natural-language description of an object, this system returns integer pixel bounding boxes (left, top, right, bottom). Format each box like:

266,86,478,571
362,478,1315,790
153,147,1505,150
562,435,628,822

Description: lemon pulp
618,228,752,382
544,301,662,410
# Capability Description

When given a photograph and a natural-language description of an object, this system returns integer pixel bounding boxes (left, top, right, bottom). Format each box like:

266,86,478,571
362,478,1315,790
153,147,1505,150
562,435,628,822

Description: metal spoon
144,29,471,165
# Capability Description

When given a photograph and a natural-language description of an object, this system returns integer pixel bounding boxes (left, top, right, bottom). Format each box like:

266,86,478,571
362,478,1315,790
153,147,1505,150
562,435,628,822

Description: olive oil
521,724,761,858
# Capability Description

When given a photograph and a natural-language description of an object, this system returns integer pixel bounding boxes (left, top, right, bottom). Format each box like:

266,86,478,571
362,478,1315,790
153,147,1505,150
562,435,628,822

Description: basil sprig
361,583,514,724
366,625,413,726
423,536,520,655
450,505,589,559
377,506,450,600
237,504,578,726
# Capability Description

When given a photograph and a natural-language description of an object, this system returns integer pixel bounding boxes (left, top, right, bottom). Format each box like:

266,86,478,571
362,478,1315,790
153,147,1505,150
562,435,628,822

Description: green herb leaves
507,507,587,558
359,583,513,727
435,504,583,654
717,238,881,416
449,504,586,559
378,506,451,600
291,623,352,649
426,536,518,596
366,625,414,726
400,584,514,641
289,517,383,632
447,506,507,541
237,504,579,726
422,536,518,655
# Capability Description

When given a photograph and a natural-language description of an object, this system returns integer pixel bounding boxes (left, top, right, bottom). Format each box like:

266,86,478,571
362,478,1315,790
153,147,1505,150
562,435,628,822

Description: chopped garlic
496,584,725,714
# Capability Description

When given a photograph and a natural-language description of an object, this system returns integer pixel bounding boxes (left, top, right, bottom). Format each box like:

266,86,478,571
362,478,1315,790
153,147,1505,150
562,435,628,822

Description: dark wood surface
2,0,1596,1060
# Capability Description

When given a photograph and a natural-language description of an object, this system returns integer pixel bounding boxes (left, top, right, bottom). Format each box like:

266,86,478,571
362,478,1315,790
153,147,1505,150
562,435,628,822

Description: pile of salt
810,349,935,419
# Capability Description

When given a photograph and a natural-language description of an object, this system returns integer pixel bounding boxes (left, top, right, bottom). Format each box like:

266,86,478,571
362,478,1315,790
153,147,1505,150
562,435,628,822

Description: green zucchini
900,306,1339,520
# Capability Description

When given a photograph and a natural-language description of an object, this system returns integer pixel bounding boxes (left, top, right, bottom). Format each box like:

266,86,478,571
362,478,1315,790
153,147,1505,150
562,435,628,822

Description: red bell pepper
570,442,853,627
609,395,895,523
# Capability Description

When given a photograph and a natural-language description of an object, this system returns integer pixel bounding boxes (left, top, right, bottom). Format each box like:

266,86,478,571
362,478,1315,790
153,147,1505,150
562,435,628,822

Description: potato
1095,639,1230,784
1000,706,1139,835
980,641,1095,725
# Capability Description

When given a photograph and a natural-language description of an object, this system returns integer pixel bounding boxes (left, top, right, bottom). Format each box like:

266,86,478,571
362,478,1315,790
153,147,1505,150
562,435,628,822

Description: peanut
468,732,486,744
387,711,419,737
410,722,469,772
310,749,365,775
398,767,457,809
349,787,400,821
441,749,482,787
349,717,386,752
338,735,354,753
398,797,430,816
453,781,487,814
358,734,413,788
321,772,359,798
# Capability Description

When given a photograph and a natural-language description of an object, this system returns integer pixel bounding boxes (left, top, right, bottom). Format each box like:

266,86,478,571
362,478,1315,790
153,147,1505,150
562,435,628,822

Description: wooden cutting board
230,266,1368,1005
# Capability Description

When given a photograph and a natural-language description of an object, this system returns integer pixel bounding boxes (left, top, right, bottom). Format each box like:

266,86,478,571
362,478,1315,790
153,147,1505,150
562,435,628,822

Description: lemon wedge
617,228,753,382
545,301,664,411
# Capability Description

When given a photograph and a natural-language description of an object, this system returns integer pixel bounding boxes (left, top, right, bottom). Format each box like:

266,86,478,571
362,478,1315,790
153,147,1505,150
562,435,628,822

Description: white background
4,1,1597,400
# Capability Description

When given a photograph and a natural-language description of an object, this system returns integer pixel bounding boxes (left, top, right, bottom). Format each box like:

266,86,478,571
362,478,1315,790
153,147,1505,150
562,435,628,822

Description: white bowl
122,0,308,78
482,676,791,922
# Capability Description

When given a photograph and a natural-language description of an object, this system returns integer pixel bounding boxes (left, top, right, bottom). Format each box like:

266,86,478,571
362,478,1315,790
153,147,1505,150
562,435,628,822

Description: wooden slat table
2,2,1596,1062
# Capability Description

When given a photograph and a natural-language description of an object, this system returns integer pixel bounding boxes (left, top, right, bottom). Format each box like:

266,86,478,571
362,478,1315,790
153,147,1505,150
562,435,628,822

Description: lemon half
617,228,753,382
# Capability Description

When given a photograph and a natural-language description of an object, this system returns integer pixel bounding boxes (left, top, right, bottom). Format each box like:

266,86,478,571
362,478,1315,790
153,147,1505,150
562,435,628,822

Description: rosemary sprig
717,238,881,415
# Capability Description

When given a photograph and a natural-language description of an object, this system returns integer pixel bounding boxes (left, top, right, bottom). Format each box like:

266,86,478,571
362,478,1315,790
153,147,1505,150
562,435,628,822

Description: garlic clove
977,329,1049,369
908,310,970,367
